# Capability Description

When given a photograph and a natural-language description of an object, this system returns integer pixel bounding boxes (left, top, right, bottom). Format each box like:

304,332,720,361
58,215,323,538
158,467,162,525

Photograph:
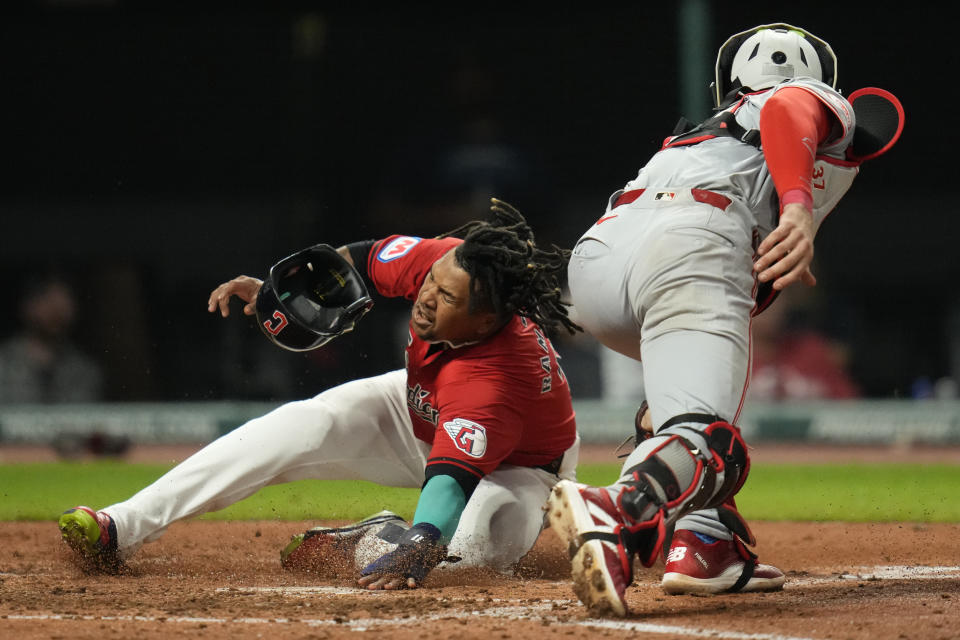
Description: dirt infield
1,520,958,638
2,443,959,639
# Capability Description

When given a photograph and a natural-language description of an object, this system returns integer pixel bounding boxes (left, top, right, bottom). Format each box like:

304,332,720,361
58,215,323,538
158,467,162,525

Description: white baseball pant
567,189,756,539
103,369,579,571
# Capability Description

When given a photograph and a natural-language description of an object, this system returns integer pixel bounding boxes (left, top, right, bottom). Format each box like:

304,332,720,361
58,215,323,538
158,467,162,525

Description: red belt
613,188,732,211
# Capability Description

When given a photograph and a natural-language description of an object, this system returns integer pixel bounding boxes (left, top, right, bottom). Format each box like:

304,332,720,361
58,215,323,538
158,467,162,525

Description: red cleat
546,480,634,617
661,529,785,594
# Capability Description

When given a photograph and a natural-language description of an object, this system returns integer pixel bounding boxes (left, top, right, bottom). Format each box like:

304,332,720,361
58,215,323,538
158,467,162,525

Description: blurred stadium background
2,1,957,449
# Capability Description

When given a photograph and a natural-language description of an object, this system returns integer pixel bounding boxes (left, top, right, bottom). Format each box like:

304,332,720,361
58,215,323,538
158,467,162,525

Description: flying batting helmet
255,244,374,352
714,23,837,107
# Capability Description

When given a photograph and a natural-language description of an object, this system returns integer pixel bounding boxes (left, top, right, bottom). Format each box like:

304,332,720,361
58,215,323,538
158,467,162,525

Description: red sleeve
759,87,836,212
366,235,463,300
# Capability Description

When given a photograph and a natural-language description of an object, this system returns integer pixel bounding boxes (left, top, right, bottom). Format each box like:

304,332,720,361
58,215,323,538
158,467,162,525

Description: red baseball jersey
367,235,577,480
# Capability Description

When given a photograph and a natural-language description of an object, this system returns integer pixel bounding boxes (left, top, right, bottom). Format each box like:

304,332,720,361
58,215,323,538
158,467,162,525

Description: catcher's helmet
255,244,373,352
714,23,837,107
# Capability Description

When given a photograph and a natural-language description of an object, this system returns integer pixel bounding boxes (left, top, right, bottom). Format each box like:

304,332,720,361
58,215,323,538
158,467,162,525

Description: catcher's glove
614,401,653,458
256,244,374,352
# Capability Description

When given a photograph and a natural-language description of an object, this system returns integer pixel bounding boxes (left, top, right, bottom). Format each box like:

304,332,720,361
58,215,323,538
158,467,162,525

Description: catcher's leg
615,419,750,565
663,498,785,594
547,418,749,616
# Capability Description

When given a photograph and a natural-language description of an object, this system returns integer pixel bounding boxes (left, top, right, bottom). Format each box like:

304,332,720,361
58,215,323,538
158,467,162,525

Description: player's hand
357,573,418,590
207,276,264,317
753,203,817,291
357,523,446,591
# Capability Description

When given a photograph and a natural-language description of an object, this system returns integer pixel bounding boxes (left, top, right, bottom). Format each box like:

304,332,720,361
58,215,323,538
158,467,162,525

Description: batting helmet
255,244,374,352
714,23,837,107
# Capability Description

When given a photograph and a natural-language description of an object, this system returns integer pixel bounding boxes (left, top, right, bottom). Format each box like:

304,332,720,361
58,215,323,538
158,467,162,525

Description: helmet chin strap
716,83,746,109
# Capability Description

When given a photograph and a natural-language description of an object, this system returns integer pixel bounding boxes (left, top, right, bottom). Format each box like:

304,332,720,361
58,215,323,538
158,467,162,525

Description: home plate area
1,520,959,639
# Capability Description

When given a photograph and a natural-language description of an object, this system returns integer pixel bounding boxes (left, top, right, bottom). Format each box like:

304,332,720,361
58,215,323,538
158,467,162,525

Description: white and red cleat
661,529,785,595
547,480,634,617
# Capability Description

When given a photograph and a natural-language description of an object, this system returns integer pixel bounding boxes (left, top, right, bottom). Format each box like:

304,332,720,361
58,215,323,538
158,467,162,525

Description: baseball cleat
58,506,122,573
661,529,785,595
546,480,633,617
280,510,407,572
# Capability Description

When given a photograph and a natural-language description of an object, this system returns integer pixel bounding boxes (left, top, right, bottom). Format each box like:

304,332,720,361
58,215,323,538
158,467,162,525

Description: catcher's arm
753,87,831,292
753,202,816,291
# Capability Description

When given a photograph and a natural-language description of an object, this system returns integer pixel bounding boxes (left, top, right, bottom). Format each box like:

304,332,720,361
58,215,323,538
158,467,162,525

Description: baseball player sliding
59,199,582,589
548,23,903,616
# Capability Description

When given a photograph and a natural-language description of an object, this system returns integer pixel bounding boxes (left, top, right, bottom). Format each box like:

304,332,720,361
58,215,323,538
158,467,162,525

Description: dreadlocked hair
438,198,582,337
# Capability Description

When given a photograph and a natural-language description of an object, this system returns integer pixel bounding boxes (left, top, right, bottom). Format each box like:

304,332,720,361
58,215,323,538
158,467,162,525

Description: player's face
411,249,498,345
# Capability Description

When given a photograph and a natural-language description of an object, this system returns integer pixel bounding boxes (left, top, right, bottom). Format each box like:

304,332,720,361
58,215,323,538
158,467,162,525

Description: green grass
2,461,959,523
735,465,960,522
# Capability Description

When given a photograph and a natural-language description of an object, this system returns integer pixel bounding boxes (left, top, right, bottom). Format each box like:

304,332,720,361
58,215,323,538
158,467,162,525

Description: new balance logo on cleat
661,529,785,595
665,545,687,564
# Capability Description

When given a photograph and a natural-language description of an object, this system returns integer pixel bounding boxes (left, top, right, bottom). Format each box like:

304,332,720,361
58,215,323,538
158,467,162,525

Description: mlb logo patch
442,418,487,458
377,236,422,262
655,191,677,201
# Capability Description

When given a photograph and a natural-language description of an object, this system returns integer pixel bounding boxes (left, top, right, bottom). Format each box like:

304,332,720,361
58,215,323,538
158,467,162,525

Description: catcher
549,23,904,616
59,198,581,589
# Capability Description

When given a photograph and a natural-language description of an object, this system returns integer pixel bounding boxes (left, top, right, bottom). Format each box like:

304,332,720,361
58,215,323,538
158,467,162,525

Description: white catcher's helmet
714,23,837,107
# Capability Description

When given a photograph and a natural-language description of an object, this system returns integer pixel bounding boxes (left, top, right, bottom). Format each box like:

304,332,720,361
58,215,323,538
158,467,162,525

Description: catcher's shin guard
614,420,750,567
